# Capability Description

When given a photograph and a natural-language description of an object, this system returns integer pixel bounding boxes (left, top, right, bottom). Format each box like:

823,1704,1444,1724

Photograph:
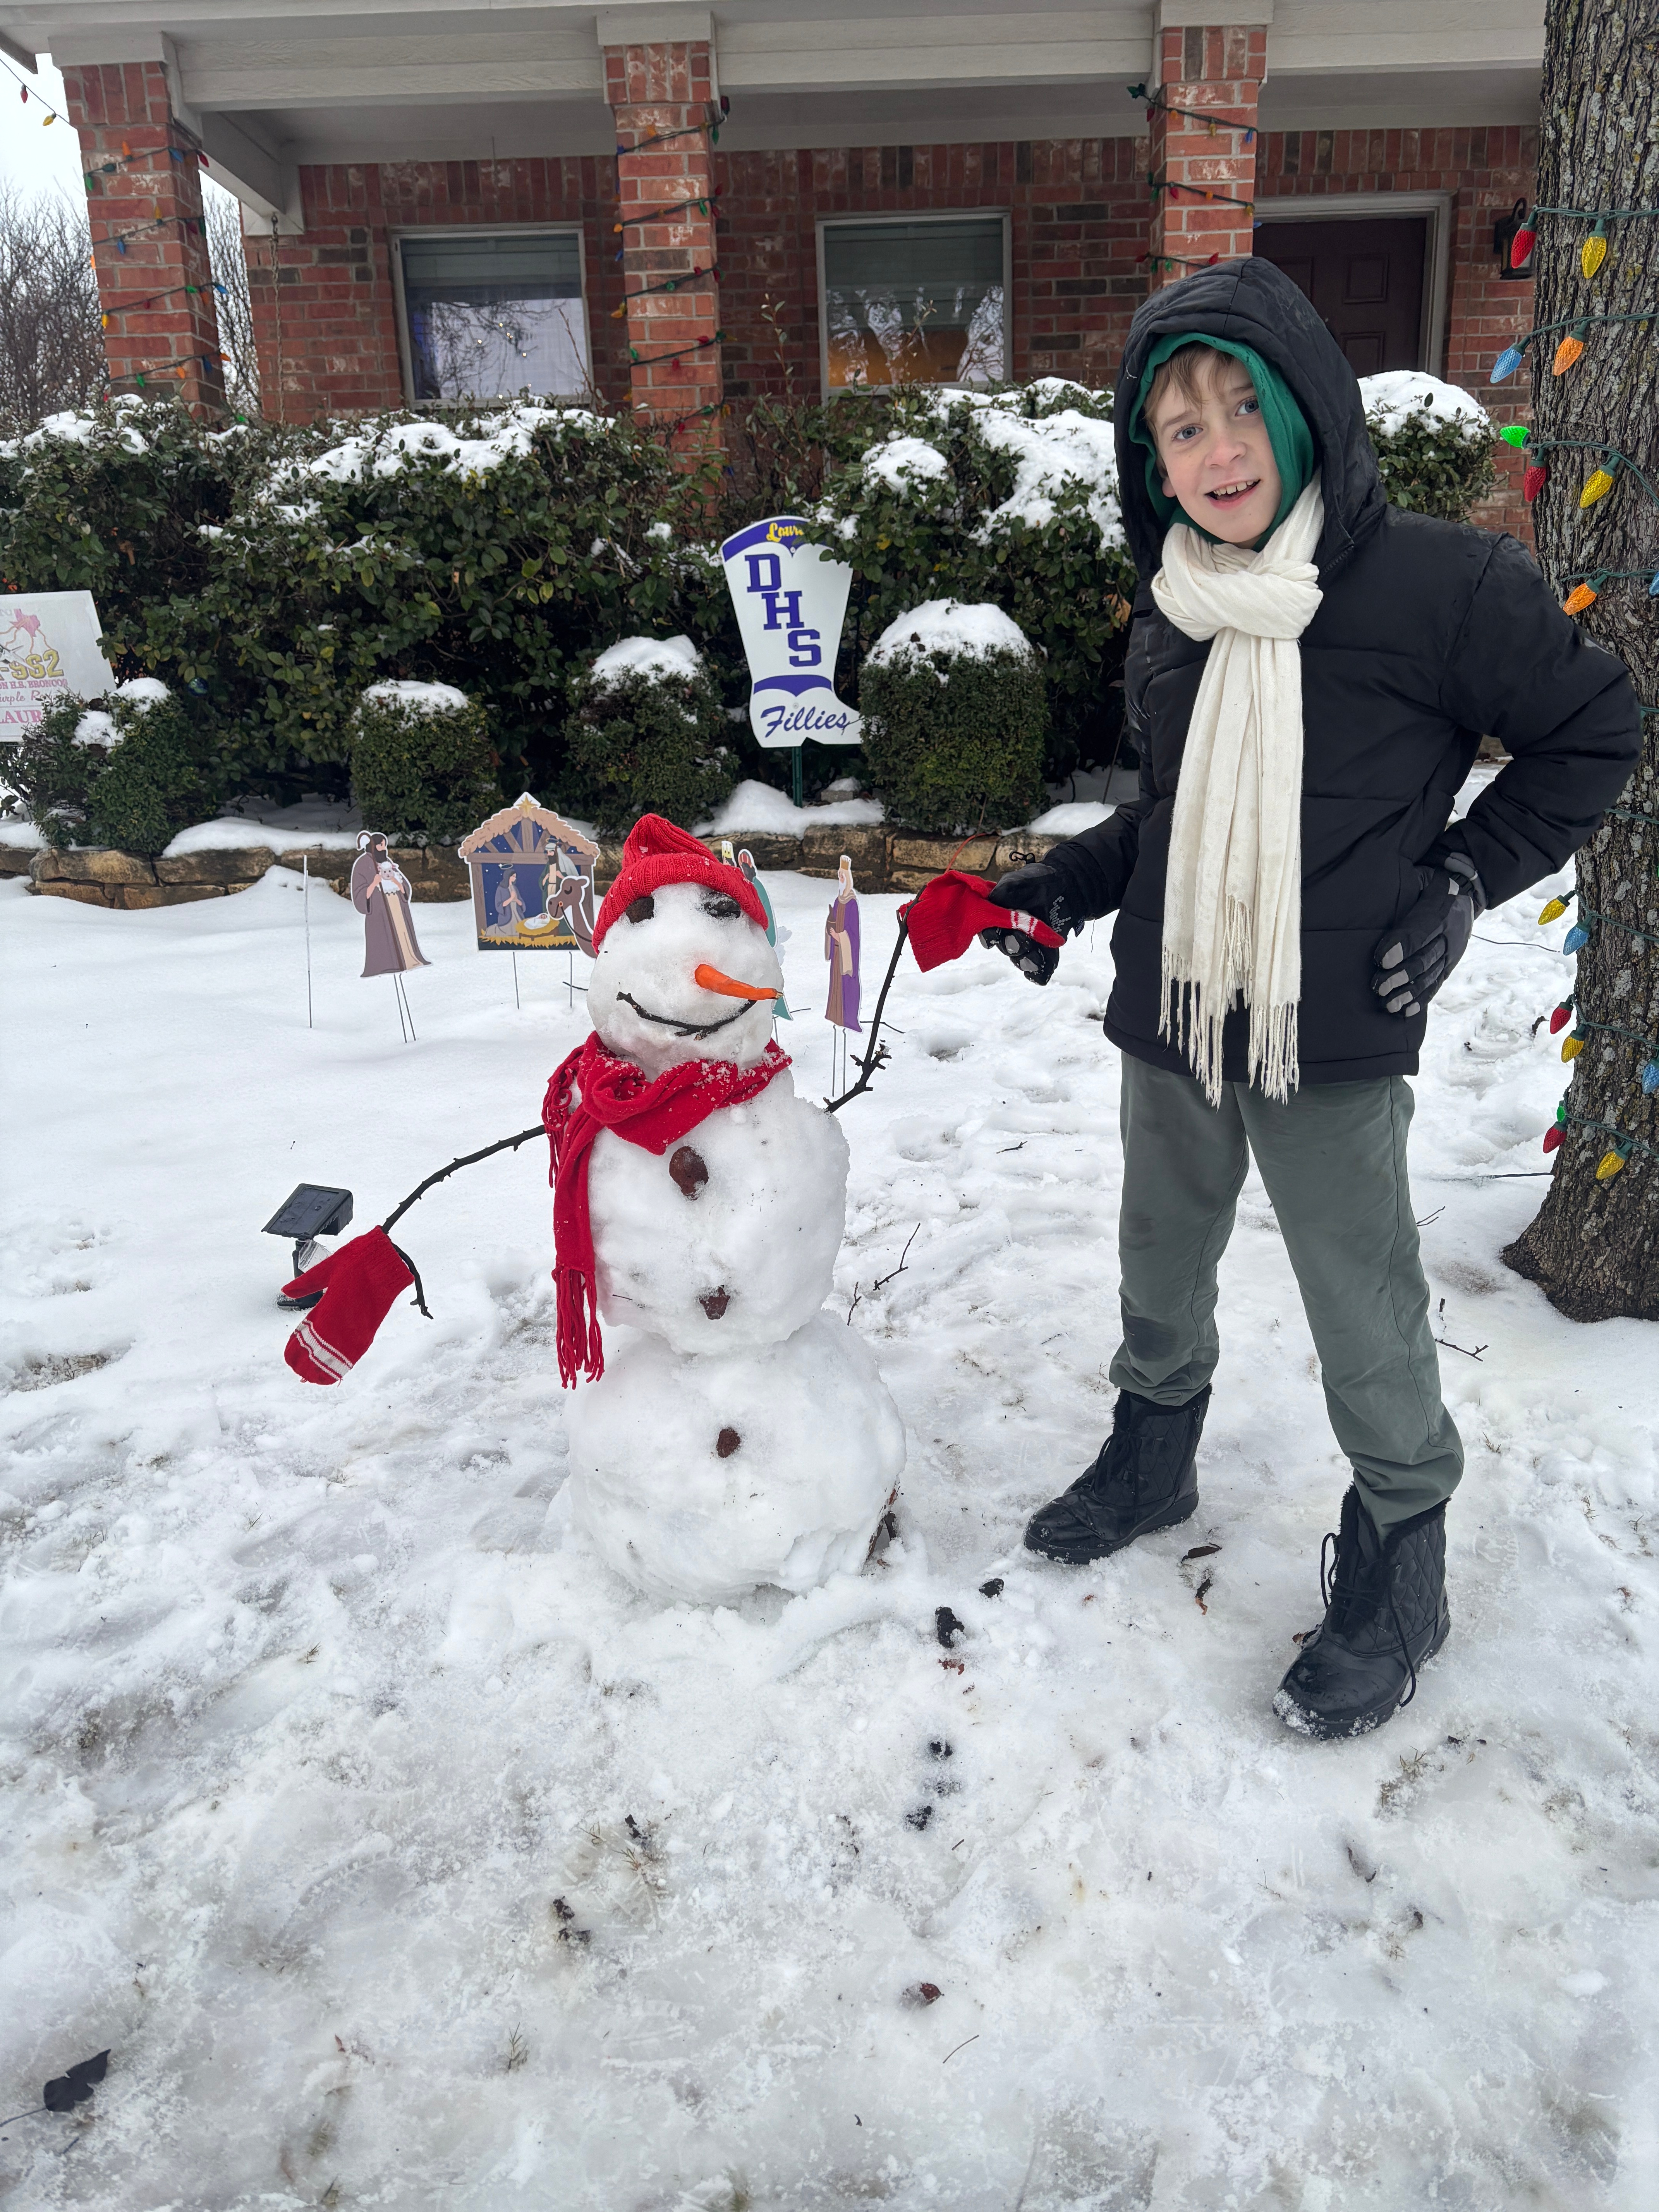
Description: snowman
544,814,905,1604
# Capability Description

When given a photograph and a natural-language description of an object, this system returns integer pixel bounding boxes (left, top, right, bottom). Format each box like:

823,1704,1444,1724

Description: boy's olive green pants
1109,1056,1463,1533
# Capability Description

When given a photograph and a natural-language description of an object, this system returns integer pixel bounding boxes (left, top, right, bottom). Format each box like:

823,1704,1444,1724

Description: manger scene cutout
460,794,600,955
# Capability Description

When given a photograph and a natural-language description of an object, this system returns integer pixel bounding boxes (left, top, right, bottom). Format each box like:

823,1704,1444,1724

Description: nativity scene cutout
459,794,600,956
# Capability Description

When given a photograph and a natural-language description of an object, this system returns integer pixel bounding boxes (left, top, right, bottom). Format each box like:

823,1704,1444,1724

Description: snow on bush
565,636,733,835
349,682,497,845
868,598,1035,672
862,436,953,491
8,683,213,854
860,599,1046,833
588,634,703,690
1358,369,1490,438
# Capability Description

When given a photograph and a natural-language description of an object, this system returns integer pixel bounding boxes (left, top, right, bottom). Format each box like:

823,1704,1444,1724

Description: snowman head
588,816,783,1073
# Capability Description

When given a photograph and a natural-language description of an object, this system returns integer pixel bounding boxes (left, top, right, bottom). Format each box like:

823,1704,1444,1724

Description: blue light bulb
1490,343,1524,384
1643,1059,1659,1096
1563,923,1590,954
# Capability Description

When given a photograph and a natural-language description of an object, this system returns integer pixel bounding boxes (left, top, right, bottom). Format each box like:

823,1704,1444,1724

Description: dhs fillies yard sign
719,517,862,750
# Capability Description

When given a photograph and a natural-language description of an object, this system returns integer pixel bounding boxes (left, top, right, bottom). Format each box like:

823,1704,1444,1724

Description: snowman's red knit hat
592,813,768,950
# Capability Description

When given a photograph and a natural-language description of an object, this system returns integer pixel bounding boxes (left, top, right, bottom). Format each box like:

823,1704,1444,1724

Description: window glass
400,232,587,401
822,217,1006,389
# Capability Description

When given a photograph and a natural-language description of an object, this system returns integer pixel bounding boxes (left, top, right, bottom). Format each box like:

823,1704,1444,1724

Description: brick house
2,1,1541,529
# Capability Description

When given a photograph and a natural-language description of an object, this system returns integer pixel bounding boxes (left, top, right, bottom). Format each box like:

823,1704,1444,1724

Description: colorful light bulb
1523,461,1549,503
1595,1145,1630,1183
1499,424,1530,449
1552,324,1588,375
1563,923,1591,954
1542,1123,1565,1154
1580,457,1620,508
1562,1034,1585,1061
1490,343,1525,384
1549,1000,1573,1033
1580,221,1608,280
1562,581,1599,616
1510,215,1537,268
1642,1059,1659,1096
1538,894,1573,924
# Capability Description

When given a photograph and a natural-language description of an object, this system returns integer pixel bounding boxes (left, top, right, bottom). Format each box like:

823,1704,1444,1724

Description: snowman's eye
701,893,743,921
624,895,655,925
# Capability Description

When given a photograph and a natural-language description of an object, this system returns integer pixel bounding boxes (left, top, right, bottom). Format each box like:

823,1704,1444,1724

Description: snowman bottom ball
565,1314,905,1605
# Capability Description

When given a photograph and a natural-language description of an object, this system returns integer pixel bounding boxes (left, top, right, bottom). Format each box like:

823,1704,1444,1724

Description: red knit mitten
283,1228,414,1385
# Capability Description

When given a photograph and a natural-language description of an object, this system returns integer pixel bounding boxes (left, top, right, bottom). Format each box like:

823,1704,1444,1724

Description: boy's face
1149,352,1283,546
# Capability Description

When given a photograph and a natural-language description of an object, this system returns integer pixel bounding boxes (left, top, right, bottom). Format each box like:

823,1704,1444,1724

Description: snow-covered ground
3,817,1656,2210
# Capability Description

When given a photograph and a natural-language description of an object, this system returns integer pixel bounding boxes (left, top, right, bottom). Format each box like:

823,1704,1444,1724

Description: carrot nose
694,962,779,1002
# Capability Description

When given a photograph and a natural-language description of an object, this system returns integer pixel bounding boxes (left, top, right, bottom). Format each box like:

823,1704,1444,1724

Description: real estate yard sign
0,592,117,738
720,517,863,749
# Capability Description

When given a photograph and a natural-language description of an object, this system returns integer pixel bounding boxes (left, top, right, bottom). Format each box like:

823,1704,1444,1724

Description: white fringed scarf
1151,477,1325,1105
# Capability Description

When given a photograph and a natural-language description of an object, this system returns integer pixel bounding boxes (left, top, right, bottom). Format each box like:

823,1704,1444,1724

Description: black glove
980,862,1075,988
1371,855,1486,1018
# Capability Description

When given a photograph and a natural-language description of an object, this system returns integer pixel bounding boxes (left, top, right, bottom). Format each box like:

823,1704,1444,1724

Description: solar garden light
263,1184,354,1309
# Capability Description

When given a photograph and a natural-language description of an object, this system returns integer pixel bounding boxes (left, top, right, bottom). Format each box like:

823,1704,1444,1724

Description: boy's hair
1142,342,1252,441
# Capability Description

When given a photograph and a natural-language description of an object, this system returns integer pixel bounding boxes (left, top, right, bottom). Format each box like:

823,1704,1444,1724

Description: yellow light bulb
1579,467,1616,508
1595,1149,1626,1182
1538,896,1568,923
1580,230,1608,280
1561,1035,1585,1061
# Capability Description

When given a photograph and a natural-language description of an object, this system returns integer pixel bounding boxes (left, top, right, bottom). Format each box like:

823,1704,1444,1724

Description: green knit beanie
1128,333,1316,543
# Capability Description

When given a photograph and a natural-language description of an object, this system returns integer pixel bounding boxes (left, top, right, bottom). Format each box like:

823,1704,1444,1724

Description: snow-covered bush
1358,371,1497,521
859,601,1047,834
562,634,735,835
349,680,499,844
8,679,215,854
807,380,1132,789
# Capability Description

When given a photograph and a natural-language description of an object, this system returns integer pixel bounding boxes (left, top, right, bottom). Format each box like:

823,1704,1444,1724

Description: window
397,231,588,402
820,216,1008,391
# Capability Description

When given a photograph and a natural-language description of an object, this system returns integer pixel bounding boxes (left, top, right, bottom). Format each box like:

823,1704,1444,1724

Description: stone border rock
14,824,1072,909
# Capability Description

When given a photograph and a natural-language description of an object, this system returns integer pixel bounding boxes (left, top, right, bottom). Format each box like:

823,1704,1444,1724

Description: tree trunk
1502,0,1659,1320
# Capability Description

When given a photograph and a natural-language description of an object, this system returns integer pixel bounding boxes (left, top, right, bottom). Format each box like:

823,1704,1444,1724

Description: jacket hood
1113,257,1385,580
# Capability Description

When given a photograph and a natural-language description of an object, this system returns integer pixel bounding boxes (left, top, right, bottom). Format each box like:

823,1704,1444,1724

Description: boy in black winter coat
984,258,1640,1739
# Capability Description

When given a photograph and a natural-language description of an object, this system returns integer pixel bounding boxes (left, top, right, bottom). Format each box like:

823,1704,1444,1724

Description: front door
1253,217,1427,374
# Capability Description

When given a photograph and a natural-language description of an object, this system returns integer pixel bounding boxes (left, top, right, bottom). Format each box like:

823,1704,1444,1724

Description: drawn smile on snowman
610,889,782,1038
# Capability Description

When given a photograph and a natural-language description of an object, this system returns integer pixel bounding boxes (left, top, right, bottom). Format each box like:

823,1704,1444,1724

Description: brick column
1146,22,1265,288
603,38,723,456
62,63,226,413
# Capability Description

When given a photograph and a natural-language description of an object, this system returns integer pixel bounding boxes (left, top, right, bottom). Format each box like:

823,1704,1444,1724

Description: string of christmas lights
96,278,231,327
1125,85,1258,144
626,331,724,368
1541,1103,1654,1178
1508,203,1659,273
1490,306,1659,383
84,143,210,190
2,53,62,124
101,350,229,391
1148,173,1255,212
92,210,210,260
615,98,728,158
611,266,715,318
1560,567,1659,615
1497,425,1659,511
613,194,717,233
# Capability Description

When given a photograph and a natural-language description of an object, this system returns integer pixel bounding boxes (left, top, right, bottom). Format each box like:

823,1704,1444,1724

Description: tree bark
1502,0,1659,1320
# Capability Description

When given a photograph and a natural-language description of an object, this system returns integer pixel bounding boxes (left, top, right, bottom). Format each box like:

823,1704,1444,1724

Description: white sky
0,52,90,203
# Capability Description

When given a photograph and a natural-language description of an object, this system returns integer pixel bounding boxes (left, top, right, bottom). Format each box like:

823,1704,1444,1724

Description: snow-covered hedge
9,680,214,855
0,373,1502,839
1356,370,1497,520
859,600,1048,834
562,633,735,835
349,680,498,846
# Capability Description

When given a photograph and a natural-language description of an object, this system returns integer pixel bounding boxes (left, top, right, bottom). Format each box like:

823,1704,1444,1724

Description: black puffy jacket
1041,257,1641,1086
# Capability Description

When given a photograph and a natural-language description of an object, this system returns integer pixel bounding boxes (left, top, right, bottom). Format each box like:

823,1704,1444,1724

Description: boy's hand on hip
1371,857,1485,1018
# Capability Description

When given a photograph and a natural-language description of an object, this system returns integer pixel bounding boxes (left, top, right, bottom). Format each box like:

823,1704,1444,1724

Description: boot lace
1319,1527,1419,1709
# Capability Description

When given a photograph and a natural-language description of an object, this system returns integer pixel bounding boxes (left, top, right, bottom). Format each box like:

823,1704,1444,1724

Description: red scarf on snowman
544,812,789,1387
543,1035,789,1386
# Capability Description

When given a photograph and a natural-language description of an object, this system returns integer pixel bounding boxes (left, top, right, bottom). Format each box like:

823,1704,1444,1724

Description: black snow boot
1274,1486,1450,1740
1023,1386,1209,1564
